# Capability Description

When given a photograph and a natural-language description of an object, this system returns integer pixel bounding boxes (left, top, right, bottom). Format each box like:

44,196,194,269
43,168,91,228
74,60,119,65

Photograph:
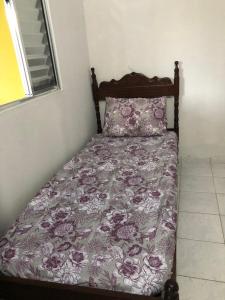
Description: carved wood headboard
91,61,180,138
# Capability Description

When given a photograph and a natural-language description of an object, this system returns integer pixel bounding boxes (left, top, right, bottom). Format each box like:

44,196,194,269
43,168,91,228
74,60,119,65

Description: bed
0,62,180,300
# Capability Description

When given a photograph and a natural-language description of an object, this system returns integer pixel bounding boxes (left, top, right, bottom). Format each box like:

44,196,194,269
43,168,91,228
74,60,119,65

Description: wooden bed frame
0,62,180,300
91,61,180,139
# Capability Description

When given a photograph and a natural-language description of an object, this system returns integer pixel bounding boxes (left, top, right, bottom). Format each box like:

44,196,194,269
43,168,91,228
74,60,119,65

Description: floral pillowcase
103,97,167,137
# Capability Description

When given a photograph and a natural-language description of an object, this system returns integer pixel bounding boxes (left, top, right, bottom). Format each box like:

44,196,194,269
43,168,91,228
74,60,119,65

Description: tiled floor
177,157,225,300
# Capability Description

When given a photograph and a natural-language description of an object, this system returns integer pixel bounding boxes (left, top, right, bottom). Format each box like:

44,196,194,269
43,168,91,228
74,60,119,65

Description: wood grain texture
0,274,179,300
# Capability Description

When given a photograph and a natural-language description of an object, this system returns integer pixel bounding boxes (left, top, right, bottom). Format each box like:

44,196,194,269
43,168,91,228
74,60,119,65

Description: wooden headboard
91,61,180,138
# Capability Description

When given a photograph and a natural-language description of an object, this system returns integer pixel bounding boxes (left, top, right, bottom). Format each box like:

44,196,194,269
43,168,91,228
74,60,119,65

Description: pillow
103,97,167,137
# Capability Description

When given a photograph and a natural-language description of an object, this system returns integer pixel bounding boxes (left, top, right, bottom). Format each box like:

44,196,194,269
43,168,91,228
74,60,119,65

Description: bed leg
163,279,179,300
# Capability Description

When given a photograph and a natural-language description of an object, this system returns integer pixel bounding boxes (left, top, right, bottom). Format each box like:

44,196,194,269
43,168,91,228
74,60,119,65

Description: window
2,0,58,104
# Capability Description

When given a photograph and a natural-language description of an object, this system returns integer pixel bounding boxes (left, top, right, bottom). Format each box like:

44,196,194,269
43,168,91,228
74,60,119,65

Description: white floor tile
214,178,225,193
177,239,225,282
212,163,225,177
178,212,224,243
179,192,218,214
177,276,225,300
182,161,212,177
182,157,210,164
180,176,215,193
221,216,225,238
178,176,181,190
217,194,225,215
211,155,225,164
178,164,182,176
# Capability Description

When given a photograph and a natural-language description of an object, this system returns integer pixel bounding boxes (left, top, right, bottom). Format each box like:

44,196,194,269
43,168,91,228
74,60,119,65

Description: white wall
0,0,96,234
84,0,225,158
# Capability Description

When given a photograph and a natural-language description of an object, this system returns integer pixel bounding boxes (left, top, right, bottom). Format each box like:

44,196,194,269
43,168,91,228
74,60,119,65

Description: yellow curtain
0,0,25,106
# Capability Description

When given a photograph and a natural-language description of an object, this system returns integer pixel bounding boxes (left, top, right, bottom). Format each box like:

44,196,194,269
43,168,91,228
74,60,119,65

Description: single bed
0,62,180,300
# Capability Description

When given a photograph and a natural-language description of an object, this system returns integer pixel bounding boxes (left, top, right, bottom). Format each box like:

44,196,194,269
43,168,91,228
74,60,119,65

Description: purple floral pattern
0,132,177,296
103,97,167,137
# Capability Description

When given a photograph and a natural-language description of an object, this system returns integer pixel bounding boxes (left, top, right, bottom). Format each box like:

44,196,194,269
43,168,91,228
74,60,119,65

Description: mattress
0,132,178,296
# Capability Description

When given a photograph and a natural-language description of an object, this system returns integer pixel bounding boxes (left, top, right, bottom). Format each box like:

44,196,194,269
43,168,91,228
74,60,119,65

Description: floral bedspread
0,132,177,296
